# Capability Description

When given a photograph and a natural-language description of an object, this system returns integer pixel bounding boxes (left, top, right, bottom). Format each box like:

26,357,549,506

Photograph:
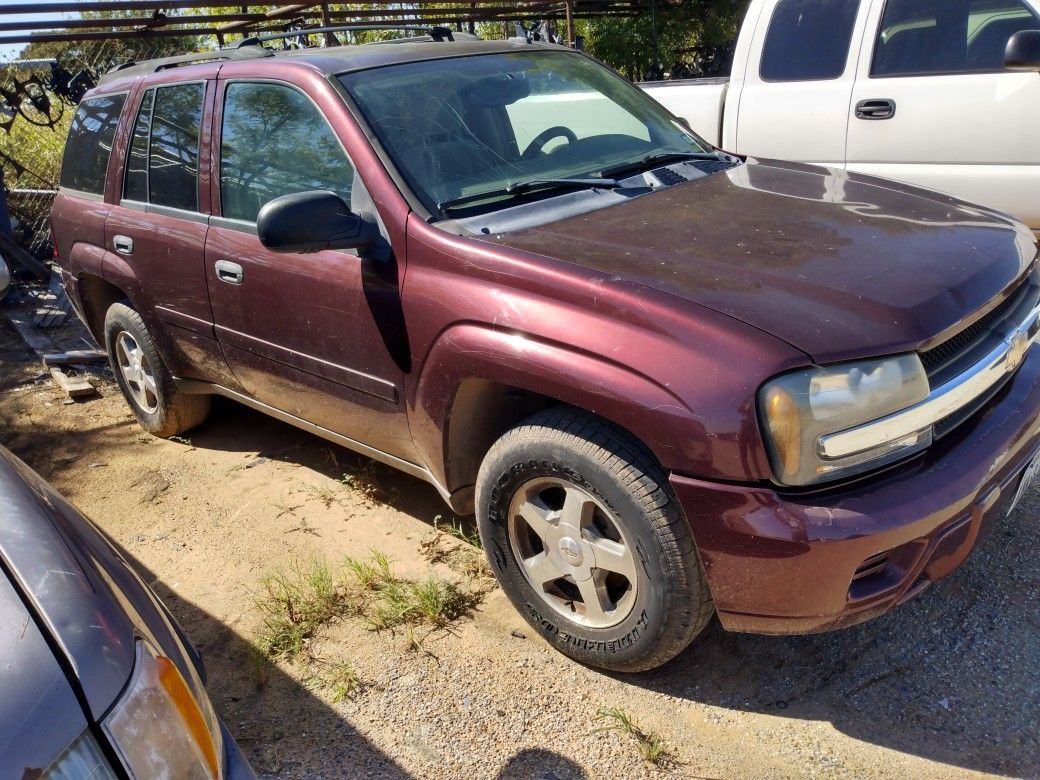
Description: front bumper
672,347,1040,635
222,722,258,780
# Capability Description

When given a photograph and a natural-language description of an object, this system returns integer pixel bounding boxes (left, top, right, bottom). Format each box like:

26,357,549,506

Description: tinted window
59,94,126,195
873,0,1040,76
123,89,153,202
760,0,861,81
148,83,204,211
220,82,354,223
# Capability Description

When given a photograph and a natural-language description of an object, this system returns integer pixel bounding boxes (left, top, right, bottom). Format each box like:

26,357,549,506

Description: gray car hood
0,448,193,723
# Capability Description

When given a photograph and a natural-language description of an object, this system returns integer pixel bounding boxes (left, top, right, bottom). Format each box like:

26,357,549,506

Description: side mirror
1005,29,1040,72
257,191,378,254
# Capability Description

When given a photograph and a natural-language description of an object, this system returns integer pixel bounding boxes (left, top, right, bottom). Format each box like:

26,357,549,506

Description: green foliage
254,558,354,661
576,1,747,81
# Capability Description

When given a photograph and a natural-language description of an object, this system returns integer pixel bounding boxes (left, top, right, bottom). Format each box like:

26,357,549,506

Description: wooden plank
3,305,98,400
4,306,56,356
0,232,49,281
48,367,95,398
42,349,108,366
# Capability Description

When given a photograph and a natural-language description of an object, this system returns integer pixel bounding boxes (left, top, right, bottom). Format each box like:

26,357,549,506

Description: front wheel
104,302,210,438
476,409,713,672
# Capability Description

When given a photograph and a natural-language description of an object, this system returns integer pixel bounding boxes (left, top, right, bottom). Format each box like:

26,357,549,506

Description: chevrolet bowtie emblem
1007,330,1029,371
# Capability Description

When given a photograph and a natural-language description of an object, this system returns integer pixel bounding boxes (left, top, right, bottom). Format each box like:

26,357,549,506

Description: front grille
919,280,1032,380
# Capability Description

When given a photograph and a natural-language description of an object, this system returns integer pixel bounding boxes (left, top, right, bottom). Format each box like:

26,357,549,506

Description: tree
576,0,747,81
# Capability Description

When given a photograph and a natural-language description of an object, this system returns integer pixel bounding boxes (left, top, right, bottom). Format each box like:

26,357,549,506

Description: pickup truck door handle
113,235,133,255
855,99,896,120
214,259,244,285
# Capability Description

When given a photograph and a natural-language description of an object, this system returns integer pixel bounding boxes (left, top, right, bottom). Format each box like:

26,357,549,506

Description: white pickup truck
642,0,1040,230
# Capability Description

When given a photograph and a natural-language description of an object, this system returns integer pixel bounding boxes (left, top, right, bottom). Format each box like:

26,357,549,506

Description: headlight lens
759,354,931,486
103,640,223,780
42,730,119,779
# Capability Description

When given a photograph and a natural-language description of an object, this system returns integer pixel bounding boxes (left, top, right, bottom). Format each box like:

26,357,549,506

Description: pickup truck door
846,0,1040,230
730,0,870,165
204,77,415,462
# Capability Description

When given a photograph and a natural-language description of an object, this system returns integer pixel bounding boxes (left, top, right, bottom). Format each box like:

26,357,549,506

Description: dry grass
594,707,671,765
253,551,481,667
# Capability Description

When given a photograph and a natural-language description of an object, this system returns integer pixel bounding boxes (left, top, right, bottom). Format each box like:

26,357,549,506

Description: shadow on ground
2,318,1036,776
190,400,1038,778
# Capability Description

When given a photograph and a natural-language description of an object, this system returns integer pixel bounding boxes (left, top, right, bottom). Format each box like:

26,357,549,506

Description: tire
476,408,714,672
104,302,210,438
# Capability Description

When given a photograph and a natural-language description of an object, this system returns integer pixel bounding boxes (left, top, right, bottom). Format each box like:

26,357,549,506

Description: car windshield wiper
599,150,729,179
438,177,619,213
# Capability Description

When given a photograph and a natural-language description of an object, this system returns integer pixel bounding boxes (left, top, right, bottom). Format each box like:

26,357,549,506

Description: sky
0,10,72,63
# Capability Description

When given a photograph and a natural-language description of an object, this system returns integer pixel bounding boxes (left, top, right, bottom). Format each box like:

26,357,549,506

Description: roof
97,35,566,86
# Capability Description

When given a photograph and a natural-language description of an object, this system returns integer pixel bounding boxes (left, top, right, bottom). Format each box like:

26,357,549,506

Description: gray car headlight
759,354,931,486
103,640,224,779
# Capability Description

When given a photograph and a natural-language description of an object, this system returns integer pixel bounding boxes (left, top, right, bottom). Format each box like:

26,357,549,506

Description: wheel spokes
576,573,613,621
587,534,638,581
522,551,562,588
516,496,555,544
559,485,595,529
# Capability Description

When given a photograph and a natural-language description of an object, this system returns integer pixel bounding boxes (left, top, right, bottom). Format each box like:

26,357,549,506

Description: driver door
204,78,415,461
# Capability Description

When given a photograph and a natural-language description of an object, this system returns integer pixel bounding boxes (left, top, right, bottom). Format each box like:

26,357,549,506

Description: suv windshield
339,50,711,216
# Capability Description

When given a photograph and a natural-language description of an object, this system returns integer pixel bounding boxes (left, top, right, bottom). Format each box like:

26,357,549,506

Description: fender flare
409,323,706,495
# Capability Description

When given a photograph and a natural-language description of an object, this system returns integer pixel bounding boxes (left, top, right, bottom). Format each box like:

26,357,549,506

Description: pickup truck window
872,0,1040,77
219,82,355,223
59,93,126,196
340,51,708,216
760,0,860,82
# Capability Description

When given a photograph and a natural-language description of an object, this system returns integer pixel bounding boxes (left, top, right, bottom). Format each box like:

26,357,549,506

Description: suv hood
487,159,1039,364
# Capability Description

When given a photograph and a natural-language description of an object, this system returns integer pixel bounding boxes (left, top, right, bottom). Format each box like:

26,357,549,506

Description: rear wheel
476,408,714,672
104,302,210,437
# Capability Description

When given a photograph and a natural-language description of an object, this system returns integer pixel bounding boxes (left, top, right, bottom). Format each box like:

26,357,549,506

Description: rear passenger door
732,0,868,165
846,0,1040,228
204,78,414,461
106,75,237,387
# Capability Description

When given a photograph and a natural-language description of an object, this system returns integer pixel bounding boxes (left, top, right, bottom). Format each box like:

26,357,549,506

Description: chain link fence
0,38,191,264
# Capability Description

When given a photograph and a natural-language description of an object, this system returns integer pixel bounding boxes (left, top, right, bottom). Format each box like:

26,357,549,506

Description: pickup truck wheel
476,408,713,672
104,302,210,437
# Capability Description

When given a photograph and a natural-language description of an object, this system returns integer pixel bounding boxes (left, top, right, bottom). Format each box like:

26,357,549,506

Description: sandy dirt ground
1,311,1037,780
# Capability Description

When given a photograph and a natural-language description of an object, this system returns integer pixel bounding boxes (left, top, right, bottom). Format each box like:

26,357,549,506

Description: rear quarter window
59,93,127,195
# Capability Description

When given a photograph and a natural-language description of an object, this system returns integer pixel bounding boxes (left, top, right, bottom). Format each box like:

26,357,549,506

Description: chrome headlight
103,640,223,779
759,354,931,486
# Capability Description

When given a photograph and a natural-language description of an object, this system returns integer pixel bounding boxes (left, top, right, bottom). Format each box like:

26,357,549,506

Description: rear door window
219,81,354,223
59,93,127,195
759,0,861,81
147,83,205,211
872,0,1040,76
123,88,154,203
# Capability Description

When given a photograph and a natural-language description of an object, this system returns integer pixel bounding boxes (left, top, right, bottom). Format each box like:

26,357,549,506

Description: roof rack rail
234,24,455,48
100,46,272,84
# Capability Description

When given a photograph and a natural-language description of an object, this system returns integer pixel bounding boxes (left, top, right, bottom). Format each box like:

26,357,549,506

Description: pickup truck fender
409,323,719,509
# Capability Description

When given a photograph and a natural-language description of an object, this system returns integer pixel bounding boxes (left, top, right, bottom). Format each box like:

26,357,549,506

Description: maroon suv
50,33,1040,672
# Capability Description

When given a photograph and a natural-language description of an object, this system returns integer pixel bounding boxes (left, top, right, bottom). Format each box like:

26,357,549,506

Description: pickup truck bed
640,77,728,148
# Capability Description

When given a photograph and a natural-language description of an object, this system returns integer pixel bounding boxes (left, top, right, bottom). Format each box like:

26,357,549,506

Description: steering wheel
521,126,578,159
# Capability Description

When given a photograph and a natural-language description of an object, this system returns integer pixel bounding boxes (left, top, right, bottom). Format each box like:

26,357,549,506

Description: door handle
214,259,244,285
113,235,133,255
855,98,896,120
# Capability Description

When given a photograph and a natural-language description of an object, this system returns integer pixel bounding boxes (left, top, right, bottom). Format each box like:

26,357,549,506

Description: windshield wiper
599,150,729,179
438,177,619,213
